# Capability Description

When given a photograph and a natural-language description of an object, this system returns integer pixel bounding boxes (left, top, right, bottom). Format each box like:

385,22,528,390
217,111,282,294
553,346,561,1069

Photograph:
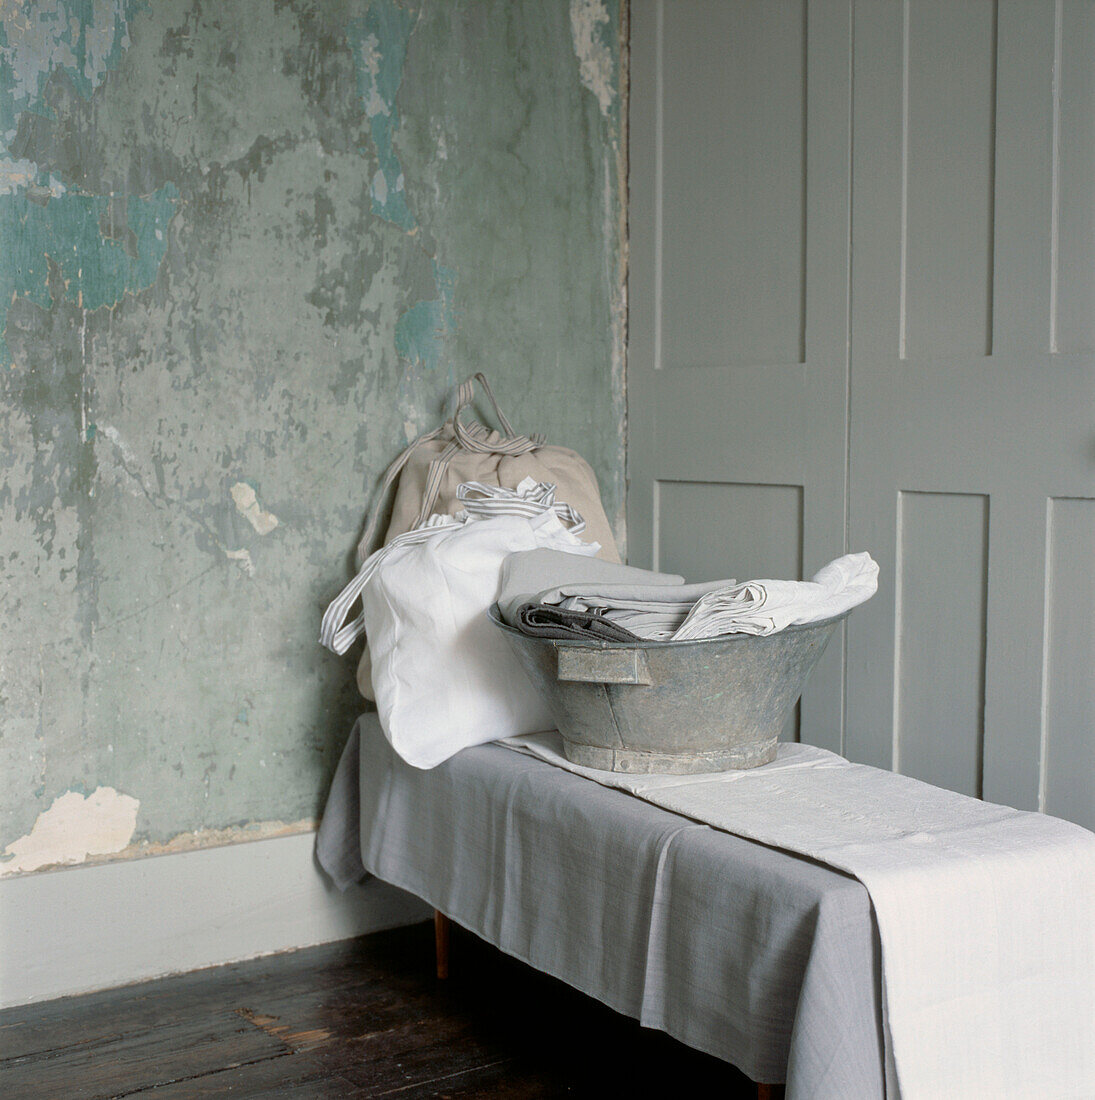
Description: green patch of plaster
0,0,170,365
346,0,456,375
0,184,178,364
0,0,147,133
394,259,456,371
346,0,418,232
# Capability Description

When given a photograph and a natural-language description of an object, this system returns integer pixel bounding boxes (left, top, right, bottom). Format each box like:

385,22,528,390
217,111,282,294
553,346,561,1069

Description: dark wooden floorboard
1,1008,291,1097
0,935,431,1063
0,921,763,1098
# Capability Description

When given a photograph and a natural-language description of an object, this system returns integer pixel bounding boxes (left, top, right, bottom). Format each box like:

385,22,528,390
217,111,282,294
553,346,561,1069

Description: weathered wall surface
1,0,625,874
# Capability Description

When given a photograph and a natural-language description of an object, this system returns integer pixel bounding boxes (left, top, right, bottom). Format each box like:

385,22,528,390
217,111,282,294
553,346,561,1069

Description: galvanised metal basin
490,607,845,774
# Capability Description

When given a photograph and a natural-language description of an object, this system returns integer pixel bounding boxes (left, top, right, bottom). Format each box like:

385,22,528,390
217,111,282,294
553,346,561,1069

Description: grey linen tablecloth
317,716,885,1098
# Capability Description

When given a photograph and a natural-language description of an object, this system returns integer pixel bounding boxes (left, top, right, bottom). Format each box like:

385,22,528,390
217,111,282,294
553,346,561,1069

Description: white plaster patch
371,169,388,206
0,155,38,194
0,787,139,876
100,422,139,467
360,32,381,80
95,422,145,497
230,481,279,535
94,420,146,499
366,88,389,118
225,547,256,575
359,32,392,121
570,0,615,118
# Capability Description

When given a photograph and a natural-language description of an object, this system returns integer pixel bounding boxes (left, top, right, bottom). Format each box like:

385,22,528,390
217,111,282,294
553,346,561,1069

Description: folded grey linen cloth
496,549,685,625
515,602,646,642
497,549,738,642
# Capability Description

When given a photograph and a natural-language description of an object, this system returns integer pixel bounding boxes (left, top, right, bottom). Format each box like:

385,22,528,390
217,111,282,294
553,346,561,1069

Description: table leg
434,909,450,980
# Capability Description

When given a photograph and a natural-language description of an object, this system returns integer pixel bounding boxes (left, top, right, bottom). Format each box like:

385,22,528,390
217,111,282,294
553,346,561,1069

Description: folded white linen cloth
501,732,1095,1099
671,551,879,639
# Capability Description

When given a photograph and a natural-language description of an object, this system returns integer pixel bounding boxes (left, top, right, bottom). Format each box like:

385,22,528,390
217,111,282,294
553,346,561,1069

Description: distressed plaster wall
1,0,626,875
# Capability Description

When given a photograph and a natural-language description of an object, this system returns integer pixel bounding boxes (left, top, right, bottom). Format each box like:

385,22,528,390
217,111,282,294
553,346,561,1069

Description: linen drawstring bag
346,372,620,698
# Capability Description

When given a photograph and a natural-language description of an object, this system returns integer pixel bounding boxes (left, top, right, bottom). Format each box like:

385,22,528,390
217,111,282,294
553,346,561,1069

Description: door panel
660,0,808,367
893,491,989,798
903,0,999,360
655,481,803,587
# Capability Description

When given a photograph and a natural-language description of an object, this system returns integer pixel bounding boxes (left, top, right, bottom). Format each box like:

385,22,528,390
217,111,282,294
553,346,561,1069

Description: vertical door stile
626,0,661,572
845,0,905,772
800,0,855,751
978,2,1057,811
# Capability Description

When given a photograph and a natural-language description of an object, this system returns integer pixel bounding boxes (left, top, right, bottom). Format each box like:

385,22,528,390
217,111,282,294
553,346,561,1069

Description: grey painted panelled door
629,0,1095,829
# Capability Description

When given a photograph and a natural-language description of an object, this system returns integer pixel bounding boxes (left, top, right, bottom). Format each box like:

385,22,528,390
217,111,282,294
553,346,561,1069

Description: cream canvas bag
350,373,619,699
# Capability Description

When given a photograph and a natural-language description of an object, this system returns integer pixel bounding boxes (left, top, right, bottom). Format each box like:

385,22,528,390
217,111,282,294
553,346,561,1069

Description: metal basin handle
556,647,652,686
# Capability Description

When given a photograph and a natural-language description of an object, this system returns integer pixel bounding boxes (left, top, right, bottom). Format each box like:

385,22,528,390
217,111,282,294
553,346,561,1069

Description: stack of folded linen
498,549,878,642
497,549,723,641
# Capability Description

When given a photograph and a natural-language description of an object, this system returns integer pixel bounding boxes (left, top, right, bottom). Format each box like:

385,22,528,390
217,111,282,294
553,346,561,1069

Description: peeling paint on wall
0,786,139,875
349,0,418,232
230,482,279,536
0,0,163,366
347,1,457,380
570,0,617,118
0,0,142,112
1,0,625,874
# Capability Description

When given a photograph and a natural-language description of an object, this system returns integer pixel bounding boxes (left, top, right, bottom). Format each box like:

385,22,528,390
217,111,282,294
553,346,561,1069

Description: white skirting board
0,830,431,1009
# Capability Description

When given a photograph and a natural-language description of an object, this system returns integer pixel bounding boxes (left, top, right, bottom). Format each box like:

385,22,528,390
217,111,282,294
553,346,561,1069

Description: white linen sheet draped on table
502,733,1095,1100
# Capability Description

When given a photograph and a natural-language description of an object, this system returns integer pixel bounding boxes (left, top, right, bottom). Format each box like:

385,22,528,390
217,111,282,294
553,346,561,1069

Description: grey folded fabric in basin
514,602,646,642
530,578,737,641
497,549,685,626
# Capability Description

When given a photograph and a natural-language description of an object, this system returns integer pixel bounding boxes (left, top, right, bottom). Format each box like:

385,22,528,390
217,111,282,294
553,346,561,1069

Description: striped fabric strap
457,480,586,534
322,515,457,654
319,480,587,655
456,373,517,437
410,439,463,531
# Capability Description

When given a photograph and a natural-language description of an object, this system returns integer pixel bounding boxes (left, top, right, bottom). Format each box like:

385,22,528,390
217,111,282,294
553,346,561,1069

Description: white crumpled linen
671,551,879,640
